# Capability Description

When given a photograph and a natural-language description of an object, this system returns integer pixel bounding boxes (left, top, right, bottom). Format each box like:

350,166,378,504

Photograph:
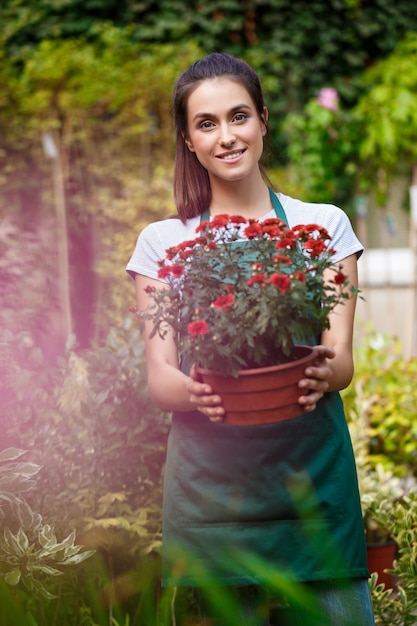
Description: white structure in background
355,185,417,358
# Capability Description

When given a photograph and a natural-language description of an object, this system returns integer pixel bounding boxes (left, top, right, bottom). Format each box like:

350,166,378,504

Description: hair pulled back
173,53,271,221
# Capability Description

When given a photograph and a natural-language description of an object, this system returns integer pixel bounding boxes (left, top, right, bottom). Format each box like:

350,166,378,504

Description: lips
217,150,245,161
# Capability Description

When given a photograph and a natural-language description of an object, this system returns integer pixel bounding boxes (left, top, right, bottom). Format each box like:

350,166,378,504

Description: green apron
162,190,368,587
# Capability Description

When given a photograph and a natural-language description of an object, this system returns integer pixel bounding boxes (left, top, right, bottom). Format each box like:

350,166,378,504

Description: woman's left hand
297,345,336,412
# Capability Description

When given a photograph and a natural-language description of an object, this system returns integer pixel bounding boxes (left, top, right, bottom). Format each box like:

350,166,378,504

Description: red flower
179,249,194,260
211,215,230,228
157,264,183,279
247,273,266,286
268,273,291,293
295,271,306,283
212,294,236,310
180,238,203,250
260,222,284,237
170,264,183,278
188,320,210,336
144,285,156,293
275,230,297,249
273,254,292,264
244,222,263,239
303,239,327,257
334,272,347,285
251,262,263,272
293,224,331,240
157,265,172,279
229,215,248,224
262,217,286,228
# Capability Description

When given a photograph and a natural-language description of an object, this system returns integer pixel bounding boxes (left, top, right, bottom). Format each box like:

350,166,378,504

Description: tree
354,32,417,200
0,28,200,351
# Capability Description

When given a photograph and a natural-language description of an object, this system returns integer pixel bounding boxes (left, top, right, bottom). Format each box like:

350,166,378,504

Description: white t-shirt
126,193,363,280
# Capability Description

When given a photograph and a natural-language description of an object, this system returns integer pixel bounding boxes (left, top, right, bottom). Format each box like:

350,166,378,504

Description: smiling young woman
126,53,375,626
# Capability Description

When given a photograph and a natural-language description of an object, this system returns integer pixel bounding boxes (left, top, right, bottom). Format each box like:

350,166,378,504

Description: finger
189,392,223,407
298,390,323,411
298,375,329,392
313,345,336,361
198,405,225,422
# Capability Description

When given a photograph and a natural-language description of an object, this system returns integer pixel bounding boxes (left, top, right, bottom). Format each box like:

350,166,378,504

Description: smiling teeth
221,151,243,160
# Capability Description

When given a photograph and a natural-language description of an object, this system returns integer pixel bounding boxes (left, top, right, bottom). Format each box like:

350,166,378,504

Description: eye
199,120,214,130
233,113,247,123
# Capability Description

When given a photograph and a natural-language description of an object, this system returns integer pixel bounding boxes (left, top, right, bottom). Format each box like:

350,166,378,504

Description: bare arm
297,253,359,410
135,274,217,412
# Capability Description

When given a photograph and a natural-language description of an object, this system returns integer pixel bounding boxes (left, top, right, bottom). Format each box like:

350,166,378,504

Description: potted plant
138,213,356,425
346,391,404,589
360,465,403,590
368,491,417,625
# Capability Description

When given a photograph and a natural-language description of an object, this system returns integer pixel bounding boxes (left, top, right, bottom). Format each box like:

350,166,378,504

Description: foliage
344,335,417,622
3,321,169,556
283,88,360,211
3,0,417,118
0,29,201,349
139,213,355,376
343,333,417,478
348,404,404,542
0,320,172,623
0,447,94,601
368,492,417,626
344,331,417,546
353,32,417,202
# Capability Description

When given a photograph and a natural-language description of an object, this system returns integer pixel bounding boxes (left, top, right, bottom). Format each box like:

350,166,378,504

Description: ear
182,133,195,152
185,139,195,152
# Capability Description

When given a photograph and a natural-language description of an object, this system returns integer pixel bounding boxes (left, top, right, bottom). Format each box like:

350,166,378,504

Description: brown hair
172,53,274,222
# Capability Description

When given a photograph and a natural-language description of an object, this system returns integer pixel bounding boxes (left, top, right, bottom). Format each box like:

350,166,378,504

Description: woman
127,53,374,625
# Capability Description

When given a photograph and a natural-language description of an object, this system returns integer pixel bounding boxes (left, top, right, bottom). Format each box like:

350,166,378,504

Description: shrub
0,447,94,602
343,333,417,477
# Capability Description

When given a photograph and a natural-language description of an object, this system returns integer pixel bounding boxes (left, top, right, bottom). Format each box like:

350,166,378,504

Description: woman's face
185,77,267,184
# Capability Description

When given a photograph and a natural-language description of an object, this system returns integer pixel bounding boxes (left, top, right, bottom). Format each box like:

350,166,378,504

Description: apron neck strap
200,189,287,225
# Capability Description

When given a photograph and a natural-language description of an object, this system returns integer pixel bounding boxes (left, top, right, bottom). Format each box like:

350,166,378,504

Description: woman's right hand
185,367,226,422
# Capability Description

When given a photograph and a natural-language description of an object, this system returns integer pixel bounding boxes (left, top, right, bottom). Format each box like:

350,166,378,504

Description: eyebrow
192,103,252,122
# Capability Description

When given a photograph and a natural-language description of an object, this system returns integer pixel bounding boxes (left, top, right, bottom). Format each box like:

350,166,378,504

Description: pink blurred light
317,87,339,111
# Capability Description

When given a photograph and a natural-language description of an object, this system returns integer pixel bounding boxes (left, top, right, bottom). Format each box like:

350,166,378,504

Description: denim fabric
286,578,375,626
193,579,375,626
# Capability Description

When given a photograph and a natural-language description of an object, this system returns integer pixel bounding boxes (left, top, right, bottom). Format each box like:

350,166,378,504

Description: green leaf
4,569,21,585
27,564,62,577
24,577,58,600
58,550,95,566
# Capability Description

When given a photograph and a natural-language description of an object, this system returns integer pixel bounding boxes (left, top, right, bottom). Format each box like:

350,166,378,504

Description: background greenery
2,1,417,624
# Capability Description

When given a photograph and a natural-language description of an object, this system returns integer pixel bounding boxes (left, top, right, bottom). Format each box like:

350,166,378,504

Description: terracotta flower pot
366,540,397,589
197,345,318,426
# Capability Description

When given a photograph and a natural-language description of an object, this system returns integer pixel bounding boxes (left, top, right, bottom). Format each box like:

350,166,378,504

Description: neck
208,174,273,219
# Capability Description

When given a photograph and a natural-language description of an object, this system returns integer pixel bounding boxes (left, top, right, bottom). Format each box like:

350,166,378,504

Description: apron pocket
165,410,344,527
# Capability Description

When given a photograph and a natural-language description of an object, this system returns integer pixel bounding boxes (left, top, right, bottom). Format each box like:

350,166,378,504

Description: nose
219,123,236,147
